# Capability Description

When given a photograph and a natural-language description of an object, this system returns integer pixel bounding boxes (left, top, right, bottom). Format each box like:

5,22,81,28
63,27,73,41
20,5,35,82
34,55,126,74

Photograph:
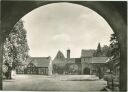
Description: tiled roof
91,57,108,63
30,57,50,67
75,58,81,63
66,58,75,63
23,58,32,66
52,50,66,66
81,49,95,57
66,58,81,64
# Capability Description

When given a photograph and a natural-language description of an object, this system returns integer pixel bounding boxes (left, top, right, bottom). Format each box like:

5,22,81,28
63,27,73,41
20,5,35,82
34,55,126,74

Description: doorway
83,67,90,75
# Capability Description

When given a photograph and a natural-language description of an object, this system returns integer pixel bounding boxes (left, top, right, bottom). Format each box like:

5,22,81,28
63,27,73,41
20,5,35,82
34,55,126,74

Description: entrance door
83,68,90,75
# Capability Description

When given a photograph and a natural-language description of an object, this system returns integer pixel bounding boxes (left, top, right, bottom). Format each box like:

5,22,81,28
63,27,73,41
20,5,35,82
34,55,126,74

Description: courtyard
3,75,107,91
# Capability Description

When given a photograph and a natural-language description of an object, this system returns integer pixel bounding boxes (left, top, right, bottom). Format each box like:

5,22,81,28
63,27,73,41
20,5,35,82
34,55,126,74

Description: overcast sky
22,2,113,59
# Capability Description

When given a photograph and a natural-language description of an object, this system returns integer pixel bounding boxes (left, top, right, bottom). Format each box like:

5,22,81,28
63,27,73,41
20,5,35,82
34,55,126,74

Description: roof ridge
31,56,49,57
31,57,50,58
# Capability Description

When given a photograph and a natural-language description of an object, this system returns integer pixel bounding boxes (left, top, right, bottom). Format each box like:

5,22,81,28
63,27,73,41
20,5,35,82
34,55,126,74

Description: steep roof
54,50,65,60
53,50,66,65
91,57,108,64
30,57,50,67
81,49,95,57
22,57,32,66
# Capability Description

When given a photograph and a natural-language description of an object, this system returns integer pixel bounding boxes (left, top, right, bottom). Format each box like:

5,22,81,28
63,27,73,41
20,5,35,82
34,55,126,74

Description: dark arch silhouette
1,1,127,91
83,68,90,75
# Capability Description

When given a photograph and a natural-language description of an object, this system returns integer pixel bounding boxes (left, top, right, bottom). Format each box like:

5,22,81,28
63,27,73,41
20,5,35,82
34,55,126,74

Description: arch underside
1,1,127,91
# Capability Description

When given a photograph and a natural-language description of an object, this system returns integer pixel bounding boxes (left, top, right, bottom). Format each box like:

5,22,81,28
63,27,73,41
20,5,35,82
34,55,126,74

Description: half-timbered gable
24,62,37,74
16,57,51,75
28,57,50,75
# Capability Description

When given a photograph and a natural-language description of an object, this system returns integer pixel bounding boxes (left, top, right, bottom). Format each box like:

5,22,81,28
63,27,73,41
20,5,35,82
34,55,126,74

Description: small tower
97,43,102,52
96,43,102,56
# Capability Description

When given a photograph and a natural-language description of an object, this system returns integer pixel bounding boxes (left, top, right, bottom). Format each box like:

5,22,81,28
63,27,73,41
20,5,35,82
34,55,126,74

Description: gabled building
52,49,82,75
16,57,52,75
52,50,66,74
52,49,108,76
81,49,95,75
52,50,66,67
81,50,108,77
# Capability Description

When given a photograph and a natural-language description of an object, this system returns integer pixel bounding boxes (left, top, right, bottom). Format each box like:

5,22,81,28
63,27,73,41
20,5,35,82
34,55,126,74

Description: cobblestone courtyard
3,75,107,91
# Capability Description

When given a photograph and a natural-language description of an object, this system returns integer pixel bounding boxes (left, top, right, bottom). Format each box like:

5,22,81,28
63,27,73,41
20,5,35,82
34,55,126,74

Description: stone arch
1,1,127,91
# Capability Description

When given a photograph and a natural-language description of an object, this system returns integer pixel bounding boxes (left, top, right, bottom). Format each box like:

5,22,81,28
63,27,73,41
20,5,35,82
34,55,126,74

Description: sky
22,2,113,59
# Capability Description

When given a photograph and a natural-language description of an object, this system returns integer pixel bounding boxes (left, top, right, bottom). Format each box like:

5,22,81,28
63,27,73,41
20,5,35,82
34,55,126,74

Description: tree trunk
8,70,12,79
5,66,12,79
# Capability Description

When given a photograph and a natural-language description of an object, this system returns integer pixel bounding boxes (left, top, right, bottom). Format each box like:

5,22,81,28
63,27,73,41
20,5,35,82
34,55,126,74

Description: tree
107,33,120,74
93,43,112,57
93,43,103,57
110,34,120,58
97,43,102,52
3,38,13,79
102,45,111,57
3,20,29,79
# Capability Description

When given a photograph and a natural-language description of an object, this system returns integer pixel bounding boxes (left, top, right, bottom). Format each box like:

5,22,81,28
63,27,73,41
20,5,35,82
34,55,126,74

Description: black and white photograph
1,1,127,91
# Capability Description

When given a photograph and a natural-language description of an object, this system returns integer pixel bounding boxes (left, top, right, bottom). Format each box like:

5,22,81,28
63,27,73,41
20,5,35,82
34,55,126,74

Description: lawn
3,74,107,91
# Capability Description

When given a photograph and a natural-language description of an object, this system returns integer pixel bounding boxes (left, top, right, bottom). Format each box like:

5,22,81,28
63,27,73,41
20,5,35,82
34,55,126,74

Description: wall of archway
1,1,127,91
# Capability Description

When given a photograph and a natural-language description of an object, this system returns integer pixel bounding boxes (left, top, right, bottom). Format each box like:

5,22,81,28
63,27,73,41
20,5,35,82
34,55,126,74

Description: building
81,50,108,76
65,58,82,75
81,49,95,57
52,50,82,75
52,50,66,74
52,49,108,76
106,56,120,76
16,57,52,75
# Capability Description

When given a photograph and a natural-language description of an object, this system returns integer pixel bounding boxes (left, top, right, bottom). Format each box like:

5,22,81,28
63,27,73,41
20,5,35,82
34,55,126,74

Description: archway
1,1,127,91
83,68,90,75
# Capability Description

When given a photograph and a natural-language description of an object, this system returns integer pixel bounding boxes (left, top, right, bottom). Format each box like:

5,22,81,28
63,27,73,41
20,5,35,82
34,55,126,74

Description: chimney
67,49,70,59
